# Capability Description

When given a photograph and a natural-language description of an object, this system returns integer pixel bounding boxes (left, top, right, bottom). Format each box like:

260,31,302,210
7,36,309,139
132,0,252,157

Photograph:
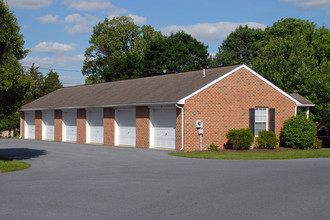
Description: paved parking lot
0,139,330,220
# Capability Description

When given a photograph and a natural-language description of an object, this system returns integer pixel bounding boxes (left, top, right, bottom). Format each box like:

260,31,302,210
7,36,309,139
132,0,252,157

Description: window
255,107,267,136
249,107,275,137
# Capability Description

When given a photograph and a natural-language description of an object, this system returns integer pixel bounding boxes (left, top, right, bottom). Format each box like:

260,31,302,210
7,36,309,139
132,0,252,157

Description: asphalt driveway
0,139,329,220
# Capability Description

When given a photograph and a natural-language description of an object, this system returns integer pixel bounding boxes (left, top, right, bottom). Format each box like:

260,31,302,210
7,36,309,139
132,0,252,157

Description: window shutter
269,108,275,133
249,108,255,136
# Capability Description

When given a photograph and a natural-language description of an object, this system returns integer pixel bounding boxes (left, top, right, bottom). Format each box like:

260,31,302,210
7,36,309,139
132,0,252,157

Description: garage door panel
88,110,103,144
117,109,136,146
25,112,35,139
43,111,54,140
63,111,77,142
152,108,176,149
119,127,136,146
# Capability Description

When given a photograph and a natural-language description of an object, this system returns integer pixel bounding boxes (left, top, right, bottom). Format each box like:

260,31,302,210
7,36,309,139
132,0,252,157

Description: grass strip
169,149,330,160
0,159,31,173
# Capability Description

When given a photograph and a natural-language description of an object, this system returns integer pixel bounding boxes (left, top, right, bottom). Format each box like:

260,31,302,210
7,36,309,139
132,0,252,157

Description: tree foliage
216,25,264,66
144,31,210,75
0,1,30,130
215,18,330,122
82,16,210,83
82,16,161,83
23,64,63,105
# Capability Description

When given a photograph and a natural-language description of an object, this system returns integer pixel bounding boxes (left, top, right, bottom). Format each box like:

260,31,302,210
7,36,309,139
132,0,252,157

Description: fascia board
296,104,315,107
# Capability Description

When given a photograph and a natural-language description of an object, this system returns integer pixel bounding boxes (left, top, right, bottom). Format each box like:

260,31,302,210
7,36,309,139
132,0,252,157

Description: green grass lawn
0,159,31,173
169,148,330,160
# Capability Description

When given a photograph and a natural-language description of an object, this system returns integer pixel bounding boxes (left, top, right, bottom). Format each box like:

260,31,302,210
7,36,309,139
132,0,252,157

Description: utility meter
196,120,203,129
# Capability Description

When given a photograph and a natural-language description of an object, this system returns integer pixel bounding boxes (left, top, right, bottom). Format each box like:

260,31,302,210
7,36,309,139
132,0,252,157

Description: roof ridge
63,64,243,88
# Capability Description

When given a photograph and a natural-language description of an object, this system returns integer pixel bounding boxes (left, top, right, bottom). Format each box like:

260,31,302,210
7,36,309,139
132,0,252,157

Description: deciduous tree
0,1,30,131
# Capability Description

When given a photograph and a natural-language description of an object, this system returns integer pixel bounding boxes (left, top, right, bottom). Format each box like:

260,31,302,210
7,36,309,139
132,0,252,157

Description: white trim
297,104,315,107
20,102,177,112
178,64,304,105
149,108,155,148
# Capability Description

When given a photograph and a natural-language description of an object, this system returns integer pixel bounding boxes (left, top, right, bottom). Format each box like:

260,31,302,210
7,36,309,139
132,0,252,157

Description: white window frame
255,107,268,137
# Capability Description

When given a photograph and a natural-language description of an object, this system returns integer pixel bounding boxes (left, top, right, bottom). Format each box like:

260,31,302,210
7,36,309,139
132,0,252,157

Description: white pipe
176,104,184,151
294,105,297,116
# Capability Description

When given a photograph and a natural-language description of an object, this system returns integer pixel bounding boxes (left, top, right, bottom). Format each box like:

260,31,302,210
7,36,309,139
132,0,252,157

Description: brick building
20,64,314,151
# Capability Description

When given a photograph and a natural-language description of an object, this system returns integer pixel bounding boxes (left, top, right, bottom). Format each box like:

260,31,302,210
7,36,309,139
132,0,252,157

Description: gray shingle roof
289,93,314,106
21,65,241,110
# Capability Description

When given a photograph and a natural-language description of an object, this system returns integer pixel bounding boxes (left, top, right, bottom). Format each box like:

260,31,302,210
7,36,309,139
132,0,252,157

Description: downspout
176,104,184,151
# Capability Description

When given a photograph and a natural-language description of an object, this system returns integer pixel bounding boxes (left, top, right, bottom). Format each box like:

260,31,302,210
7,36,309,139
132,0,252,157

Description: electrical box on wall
196,120,203,129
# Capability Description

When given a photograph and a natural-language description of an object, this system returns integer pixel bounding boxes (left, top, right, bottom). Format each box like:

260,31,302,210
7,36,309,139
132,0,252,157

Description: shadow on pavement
0,148,47,160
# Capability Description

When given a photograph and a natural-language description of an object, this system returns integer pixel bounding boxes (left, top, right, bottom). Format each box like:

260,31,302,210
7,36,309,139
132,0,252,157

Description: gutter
176,104,184,151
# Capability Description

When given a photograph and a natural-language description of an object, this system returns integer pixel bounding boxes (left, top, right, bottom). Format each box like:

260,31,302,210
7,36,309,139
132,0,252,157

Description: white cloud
128,14,147,25
31,42,76,53
161,22,266,43
280,0,330,9
64,13,82,23
62,0,113,11
64,14,100,35
7,0,52,9
37,14,59,24
21,54,85,67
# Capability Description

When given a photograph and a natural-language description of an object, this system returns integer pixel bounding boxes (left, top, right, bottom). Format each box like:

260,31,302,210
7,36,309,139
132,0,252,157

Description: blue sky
7,0,330,86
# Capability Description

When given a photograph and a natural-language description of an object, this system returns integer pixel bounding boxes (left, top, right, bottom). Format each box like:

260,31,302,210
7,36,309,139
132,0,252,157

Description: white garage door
25,112,35,139
116,109,136,146
42,111,54,140
63,111,77,142
151,108,176,149
87,110,104,144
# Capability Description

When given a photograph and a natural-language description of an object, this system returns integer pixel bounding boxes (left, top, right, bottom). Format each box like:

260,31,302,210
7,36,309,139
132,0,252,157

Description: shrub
226,128,254,150
256,130,279,149
311,137,322,149
280,115,317,150
208,143,219,151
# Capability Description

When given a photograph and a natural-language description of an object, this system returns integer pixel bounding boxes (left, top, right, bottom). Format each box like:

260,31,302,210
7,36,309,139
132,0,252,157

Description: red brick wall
54,110,62,142
136,106,150,148
183,67,296,151
21,112,25,139
77,109,86,143
104,108,115,145
35,111,42,140
176,107,183,151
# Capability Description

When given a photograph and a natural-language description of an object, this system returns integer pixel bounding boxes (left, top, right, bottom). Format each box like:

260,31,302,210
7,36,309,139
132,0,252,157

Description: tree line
83,16,329,122
0,1,62,131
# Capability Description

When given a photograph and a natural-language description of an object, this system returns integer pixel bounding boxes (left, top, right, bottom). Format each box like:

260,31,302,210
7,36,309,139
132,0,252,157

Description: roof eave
296,104,315,107
20,101,178,111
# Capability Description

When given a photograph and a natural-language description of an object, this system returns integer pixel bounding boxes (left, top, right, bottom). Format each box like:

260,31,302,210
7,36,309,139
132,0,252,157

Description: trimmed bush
311,137,322,149
208,143,219,151
280,115,317,150
226,128,254,150
256,130,278,149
